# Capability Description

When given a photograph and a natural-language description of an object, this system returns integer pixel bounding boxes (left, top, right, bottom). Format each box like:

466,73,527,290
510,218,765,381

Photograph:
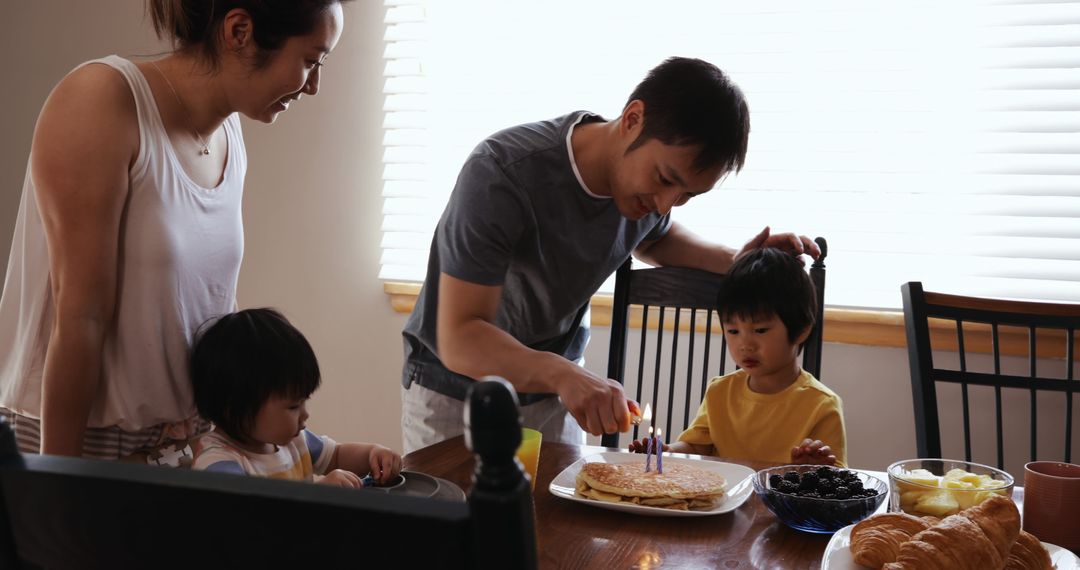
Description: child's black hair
191,308,321,443
716,247,817,351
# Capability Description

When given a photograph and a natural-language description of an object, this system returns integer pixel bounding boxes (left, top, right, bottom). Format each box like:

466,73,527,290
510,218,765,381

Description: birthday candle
644,426,654,472
656,428,663,474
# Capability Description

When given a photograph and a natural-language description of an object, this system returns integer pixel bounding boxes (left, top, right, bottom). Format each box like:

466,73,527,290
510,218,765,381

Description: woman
0,0,347,463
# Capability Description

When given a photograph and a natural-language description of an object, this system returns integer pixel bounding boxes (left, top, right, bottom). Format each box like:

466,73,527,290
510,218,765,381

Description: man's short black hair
191,308,321,443
625,56,750,174
716,248,817,350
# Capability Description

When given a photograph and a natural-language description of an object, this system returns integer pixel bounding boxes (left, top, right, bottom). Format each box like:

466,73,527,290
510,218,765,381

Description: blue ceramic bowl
753,465,887,534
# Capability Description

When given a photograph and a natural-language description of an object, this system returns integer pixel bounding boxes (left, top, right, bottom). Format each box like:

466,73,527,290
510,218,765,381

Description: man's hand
736,226,820,265
555,367,631,436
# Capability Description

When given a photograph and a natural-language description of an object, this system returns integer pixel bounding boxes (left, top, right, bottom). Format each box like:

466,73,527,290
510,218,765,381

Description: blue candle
644,426,653,472
656,429,663,474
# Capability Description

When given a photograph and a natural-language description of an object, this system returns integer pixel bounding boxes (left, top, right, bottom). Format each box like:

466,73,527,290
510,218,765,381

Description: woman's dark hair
716,248,817,350
191,308,321,443
625,56,750,175
148,0,347,69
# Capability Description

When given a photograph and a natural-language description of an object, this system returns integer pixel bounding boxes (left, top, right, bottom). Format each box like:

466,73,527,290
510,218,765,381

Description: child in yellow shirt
630,247,847,466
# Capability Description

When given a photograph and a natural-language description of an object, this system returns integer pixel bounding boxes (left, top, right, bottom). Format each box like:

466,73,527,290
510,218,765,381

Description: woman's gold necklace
151,60,212,156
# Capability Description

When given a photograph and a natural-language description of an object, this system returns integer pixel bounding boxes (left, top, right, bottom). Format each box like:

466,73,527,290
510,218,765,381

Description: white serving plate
821,523,1080,569
548,451,754,517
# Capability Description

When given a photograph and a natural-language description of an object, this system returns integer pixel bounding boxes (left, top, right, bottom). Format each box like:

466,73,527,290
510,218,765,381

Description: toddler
191,308,402,486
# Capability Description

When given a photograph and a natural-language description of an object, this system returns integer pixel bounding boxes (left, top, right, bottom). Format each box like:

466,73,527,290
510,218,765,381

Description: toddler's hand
627,438,669,454
317,469,363,488
368,445,402,485
790,438,837,466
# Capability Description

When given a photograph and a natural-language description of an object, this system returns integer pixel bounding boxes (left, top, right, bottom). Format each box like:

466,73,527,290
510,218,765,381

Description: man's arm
634,222,737,273
634,224,820,273
436,273,632,436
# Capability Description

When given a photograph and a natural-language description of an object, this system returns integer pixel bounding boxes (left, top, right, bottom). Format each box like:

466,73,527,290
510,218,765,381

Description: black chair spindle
956,320,972,462
701,310,714,402
684,309,697,429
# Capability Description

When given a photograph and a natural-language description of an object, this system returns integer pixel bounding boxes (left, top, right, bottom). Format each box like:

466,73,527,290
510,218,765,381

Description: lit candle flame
648,425,654,436
642,403,653,423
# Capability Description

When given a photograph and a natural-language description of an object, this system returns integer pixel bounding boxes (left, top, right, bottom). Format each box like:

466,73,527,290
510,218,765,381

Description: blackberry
847,480,864,493
769,474,783,489
784,471,801,484
815,466,835,479
799,471,819,491
777,480,800,494
834,485,851,500
816,478,837,496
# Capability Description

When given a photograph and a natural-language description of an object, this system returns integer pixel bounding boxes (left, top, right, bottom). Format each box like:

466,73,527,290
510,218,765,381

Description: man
400,57,819,453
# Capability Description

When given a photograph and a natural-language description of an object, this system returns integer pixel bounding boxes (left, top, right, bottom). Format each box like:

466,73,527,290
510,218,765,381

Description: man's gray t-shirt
401,111,672,404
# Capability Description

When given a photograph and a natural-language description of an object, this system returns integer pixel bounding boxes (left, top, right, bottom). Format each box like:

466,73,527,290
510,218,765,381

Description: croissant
883,494,1020,570
1004,531,1053,570
850,513,934,568
961,493,1022,561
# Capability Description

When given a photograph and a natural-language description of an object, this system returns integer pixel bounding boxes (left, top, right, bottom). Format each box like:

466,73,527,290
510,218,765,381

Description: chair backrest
0,380,536,570
901,281,1080,471
601,237,828,448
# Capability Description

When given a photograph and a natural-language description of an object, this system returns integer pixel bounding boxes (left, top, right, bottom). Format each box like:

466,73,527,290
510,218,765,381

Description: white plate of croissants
821,494,1079,569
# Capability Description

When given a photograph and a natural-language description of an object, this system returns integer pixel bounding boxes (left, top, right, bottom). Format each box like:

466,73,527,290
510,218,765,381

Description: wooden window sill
384,282,1078,360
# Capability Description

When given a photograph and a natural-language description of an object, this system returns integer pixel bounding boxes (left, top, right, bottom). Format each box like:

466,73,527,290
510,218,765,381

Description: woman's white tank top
0,55,246,432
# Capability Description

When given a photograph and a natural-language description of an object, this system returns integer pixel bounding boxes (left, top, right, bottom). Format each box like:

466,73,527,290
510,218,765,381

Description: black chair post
464,377,538,570
802,237,828,379
0,420,21,569
901,281,942,458
602,259,633,448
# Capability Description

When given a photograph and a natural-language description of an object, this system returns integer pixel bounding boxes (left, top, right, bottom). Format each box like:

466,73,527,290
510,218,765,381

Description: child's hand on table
368,444,402,484
627,438,669,454
790,438,837,466
317,469,364,488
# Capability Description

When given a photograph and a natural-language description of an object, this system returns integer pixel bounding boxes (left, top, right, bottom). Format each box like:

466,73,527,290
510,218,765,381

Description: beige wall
3,2,1073,482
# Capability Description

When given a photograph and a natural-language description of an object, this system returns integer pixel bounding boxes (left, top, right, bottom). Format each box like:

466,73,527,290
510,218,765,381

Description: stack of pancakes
575,462,727,511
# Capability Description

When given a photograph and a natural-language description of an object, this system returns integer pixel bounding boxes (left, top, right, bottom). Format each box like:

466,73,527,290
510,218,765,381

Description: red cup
1022,461,1080,551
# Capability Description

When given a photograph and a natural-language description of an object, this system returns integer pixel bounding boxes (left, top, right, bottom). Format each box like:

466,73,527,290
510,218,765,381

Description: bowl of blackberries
753,465,887,534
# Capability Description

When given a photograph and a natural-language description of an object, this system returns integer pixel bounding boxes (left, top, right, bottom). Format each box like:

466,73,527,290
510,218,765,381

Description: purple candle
656,429,664,474
644,426,654,472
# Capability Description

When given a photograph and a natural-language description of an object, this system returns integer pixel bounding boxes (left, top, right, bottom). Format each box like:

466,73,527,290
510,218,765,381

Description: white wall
3,2,1074,483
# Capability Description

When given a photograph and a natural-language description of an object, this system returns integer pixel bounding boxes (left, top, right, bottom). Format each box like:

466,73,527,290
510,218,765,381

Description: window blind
380,0,1080,309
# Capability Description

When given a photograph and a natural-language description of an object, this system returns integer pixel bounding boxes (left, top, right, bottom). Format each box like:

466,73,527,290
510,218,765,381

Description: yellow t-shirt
678,369,848,467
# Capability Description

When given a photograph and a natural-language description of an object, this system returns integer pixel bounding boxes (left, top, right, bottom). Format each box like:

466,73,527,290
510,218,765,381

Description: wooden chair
600,237,828,448
901,281,1080,469
0,379,536,570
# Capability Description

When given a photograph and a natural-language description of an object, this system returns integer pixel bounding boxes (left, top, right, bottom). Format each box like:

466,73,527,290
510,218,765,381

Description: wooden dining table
405,435,871,569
